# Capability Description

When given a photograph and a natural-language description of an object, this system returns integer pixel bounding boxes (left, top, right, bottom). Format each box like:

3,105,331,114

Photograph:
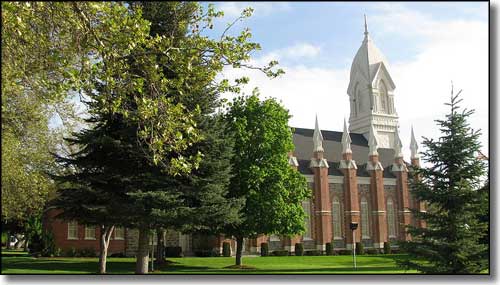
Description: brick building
44,19,425,256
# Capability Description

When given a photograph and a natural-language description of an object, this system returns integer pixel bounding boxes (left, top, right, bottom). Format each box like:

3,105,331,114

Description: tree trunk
24,239,28,252
98,225,114,274
155,229,165,265
135,227,150,274
235,236,244,266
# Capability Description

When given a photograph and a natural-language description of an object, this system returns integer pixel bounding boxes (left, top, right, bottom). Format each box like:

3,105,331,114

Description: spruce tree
400,86,488,273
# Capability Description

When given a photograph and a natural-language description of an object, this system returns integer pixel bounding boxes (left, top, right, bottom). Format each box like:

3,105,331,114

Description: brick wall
44,209,126,255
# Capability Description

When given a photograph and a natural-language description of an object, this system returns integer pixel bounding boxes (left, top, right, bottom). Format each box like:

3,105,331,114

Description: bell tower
347,15,399,148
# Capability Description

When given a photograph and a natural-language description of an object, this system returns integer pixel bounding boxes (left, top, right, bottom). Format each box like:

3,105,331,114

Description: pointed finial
410,126,419,159
368,123,378,156
313,114,324,153
342,118,352,154
393,127,403,158
364,14,369,36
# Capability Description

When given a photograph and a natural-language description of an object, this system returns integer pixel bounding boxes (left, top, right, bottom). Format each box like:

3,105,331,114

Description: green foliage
64,247,78,257
1,232,7,246
272,250,289,256
338,249,353,256
366,249,380,255
78,248,97,257
399,88,488,273
355,242,364,255
304,250,322,256
383,242,391,254
222,242,231,257
325,242,334,256
194,249,220,257
295,243,304,256
260,243,269,257
165,247,183,258
224,93,310,248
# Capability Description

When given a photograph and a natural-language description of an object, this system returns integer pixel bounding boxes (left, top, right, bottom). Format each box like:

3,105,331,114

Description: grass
1,249,417,274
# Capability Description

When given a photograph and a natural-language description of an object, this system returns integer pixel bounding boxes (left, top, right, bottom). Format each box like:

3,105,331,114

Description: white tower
347,15,399,148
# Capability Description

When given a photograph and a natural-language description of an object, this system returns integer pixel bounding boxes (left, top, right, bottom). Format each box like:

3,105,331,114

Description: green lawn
1,250,417,274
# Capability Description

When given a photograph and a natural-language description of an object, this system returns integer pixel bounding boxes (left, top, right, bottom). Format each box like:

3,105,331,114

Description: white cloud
220,3,488,159
217,2,291,18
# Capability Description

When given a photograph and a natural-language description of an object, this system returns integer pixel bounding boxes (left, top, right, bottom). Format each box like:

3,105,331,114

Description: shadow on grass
2,258,134,274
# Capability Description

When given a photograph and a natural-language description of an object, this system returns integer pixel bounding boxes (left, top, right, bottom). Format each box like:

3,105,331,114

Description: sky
206,1,489,159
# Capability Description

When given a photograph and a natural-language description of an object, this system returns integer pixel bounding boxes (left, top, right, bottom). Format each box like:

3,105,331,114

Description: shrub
355,242,364,255
194,249,220,257
78,247,97,257
65,247,78,257
1,232,7,246
54,247,62,257
260,242,269,257
294,243,304,256
272,250,289,256
325,242,334,256
110,252,126,258
222,242,231,257
165,246,183,257
383,242,391,254
337,249,352,255
304,250,322,256
366,248,379,255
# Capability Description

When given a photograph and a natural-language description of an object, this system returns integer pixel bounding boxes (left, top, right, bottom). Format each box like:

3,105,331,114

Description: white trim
303,175,397,185
84,225,96,240
67,221,78,240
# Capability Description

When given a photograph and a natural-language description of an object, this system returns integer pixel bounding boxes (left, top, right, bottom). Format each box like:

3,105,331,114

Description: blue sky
205,1,489,158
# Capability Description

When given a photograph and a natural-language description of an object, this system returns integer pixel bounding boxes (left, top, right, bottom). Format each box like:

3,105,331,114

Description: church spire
410,126,419,159
342,118,352,154
364,14,369,37
368,122,379,156
393,127,403,158
313,114,324,153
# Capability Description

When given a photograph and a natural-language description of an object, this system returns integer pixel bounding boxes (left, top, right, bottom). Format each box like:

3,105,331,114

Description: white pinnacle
368,123,379,156
410,126,419,159
393,127,403,158
341,118,352,154
313,114,324,153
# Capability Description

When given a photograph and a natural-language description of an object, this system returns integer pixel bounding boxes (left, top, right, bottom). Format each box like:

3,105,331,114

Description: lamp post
350,222,358,270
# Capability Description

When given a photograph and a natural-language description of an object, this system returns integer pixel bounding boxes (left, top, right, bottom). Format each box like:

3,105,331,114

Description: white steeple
393,127,403,158
368,123,379,156
313,114,324,153
347,15,399,149
410,126,419,159
341,118,352,154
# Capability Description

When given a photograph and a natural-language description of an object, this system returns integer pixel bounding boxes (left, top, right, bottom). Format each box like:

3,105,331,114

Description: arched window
379,80,388,113
361,197,370,239
387,198,396,238
302,200,313,240
332,197,342,239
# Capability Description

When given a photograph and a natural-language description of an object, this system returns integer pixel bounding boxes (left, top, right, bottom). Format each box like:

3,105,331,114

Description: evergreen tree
400,86,488,273
224,93,310,266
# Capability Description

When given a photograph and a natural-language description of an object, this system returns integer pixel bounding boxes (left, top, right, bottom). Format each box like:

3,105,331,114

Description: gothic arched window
302,200,313,240
387,197,396,238
379,80,388,113
332,197,342,239
361,197,370,239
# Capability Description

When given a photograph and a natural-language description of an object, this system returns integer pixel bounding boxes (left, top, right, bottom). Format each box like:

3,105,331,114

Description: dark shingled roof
292,127,400,178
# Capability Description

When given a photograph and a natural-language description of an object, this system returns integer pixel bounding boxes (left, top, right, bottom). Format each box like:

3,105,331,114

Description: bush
304,250,322,256
1,232,7,246
64,247,78,257
383,241,391,254
194,249,220,257
260,242,269,257
78,247,97,257
222,242,231,257
337,249,352,255
110,252,125,258
272,250,289,256
294,243,304,256
54,247,62,257
165,246,183,257
355,242,364,255
366,248,379,255
325,242,334,256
